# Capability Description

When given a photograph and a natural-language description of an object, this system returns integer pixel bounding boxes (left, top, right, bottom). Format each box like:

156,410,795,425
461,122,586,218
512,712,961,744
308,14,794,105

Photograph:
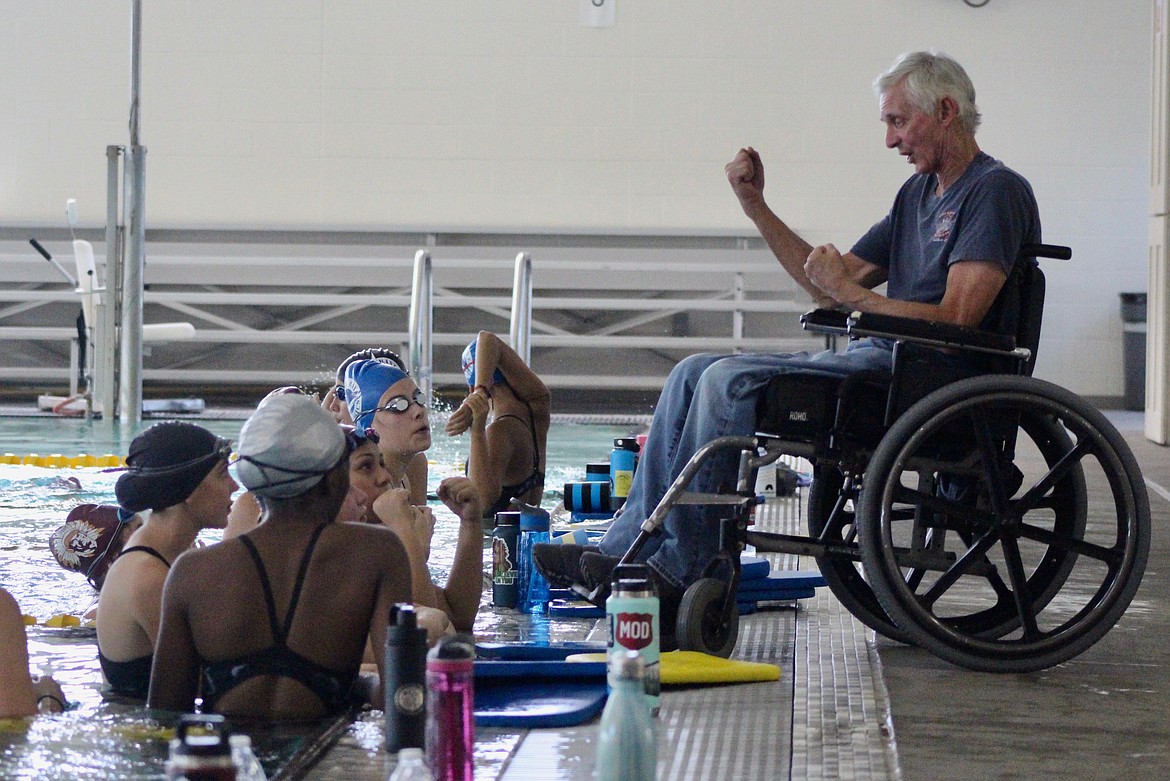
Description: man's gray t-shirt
850,151,1041,307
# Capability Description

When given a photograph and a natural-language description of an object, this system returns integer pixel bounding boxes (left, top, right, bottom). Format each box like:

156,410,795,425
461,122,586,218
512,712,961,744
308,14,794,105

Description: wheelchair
607,244,1151,673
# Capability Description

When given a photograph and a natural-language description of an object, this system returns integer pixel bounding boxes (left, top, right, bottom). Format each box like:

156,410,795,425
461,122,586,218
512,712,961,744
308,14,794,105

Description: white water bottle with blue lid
605,563,660,716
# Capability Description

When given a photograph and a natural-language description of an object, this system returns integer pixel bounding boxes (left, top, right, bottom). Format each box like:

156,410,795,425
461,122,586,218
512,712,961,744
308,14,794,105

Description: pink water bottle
425,634,475,781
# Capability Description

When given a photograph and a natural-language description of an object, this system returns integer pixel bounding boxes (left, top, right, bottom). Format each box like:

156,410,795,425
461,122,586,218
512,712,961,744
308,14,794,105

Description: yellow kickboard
565,650,780,685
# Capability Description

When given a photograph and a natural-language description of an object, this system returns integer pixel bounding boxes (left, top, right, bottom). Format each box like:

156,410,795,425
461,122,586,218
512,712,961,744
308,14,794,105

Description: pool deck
5,405,1167,780
295,410,1170,781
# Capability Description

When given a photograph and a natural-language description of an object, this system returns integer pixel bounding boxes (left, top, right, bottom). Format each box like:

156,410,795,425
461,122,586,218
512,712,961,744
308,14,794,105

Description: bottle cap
611,563,653,591
494,511,520,527
613,437,640,451
173,714,231,757
611,649,645,681
386,603,424,642
426,633,475,670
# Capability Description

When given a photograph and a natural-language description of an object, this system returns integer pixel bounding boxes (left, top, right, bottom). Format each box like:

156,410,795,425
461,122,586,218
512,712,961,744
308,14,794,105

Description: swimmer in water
148,394,413,720
97,422,236,699
344,360,486,632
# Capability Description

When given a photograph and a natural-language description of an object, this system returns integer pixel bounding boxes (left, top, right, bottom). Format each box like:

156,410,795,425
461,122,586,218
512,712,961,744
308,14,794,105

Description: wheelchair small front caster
676,577,739,658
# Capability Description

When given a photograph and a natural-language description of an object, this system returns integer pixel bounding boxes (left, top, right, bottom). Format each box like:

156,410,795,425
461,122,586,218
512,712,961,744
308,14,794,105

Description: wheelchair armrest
846,311,1019,355
800,308,852,335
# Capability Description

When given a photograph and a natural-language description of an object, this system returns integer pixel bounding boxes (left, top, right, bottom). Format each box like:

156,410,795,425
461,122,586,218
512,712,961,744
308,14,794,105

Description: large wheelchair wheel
858,375,1149,672
807,466,914,644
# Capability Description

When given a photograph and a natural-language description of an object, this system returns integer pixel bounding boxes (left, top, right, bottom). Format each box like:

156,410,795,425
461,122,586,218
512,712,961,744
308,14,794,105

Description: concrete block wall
0,0,1152,400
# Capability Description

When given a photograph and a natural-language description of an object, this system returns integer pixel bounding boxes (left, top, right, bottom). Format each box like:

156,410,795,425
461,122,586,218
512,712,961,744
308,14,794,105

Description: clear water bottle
425,634,475,781
387,747,435,781
516,505,550,613
229,734,267,781
595,650,656,781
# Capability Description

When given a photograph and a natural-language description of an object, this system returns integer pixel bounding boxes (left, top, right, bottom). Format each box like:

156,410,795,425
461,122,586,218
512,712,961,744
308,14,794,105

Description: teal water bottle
605,564,660,716
595,650,656,781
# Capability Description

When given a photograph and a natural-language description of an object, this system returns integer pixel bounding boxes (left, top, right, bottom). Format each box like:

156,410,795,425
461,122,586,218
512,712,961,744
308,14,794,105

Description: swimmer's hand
444,388,490,437
372,488,433,562
436,476,484,526
414,605,455,646
322,386,347,424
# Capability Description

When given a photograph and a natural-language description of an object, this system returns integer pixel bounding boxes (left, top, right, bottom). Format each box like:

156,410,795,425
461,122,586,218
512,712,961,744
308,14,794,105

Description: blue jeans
597,340,894,589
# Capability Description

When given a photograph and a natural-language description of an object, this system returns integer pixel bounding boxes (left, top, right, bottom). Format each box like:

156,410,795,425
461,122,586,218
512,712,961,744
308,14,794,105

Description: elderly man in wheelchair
535,50,1149,672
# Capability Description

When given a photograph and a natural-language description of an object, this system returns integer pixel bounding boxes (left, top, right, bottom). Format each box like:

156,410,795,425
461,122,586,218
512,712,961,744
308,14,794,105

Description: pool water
0,410,642,780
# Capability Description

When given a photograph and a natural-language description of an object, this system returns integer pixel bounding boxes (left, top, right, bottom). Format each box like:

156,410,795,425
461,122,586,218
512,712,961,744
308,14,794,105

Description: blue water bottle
609,438,640,511
516,504,550,613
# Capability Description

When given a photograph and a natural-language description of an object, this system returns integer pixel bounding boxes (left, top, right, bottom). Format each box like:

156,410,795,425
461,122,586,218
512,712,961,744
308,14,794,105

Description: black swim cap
115,422,230,513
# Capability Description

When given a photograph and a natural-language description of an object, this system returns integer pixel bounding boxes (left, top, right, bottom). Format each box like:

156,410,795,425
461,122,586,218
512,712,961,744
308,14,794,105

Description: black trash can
1119,292,1147,411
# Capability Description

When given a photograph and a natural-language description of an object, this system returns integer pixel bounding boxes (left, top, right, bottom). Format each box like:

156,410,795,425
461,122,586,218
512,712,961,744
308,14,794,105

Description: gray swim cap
235,394,346,498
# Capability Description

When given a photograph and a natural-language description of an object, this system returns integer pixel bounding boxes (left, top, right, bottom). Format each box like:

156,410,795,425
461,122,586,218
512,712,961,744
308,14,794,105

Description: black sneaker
532,543,598,588
579,551,622,598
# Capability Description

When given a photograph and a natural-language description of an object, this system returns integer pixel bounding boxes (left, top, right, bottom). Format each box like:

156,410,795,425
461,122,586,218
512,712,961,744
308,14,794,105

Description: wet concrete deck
301,410,1168,781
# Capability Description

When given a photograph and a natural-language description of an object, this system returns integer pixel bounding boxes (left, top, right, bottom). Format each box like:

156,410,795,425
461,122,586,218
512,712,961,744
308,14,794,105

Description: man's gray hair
875,51,982,134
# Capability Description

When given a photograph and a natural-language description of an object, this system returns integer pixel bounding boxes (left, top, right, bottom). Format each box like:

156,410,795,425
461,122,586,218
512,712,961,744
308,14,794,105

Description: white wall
0,0,1152,397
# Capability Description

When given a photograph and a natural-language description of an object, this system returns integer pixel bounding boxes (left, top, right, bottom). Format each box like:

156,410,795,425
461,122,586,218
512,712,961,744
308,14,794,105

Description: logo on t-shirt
933,210,957,242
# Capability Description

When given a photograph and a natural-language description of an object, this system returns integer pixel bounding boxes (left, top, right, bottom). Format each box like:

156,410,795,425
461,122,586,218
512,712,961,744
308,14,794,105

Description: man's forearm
748,204,834,306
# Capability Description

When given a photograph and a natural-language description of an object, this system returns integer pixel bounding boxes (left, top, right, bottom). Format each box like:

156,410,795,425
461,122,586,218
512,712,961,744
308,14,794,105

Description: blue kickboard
548,599,606,618
736,571,825,599
476,641,608,661
738,587,817,605
474,660,607,679
474,678,608,728
739,556,772,581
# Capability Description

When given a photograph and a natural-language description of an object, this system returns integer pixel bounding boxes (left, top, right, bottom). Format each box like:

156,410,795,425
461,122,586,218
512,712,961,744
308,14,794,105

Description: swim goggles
342,426,380,452
116,437,233,476
232,452,345,492
367,388,427,416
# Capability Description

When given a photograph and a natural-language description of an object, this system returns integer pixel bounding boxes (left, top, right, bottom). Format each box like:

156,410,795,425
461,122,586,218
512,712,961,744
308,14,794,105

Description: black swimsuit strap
237,523,329,647
495,404,542,463
282,523,328,639
238,535,283,644
119,545,171,568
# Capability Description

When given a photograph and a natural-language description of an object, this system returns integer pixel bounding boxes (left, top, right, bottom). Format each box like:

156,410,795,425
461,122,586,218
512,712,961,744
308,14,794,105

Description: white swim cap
235,394,346,498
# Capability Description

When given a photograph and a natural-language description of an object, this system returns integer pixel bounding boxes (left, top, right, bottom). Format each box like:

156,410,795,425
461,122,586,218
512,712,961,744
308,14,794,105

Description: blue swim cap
461,339,506,388
345,359,410,430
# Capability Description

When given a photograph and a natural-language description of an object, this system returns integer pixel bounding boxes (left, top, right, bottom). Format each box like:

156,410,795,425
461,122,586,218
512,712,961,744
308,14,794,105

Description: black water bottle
491,511,520,608
384,603,428,754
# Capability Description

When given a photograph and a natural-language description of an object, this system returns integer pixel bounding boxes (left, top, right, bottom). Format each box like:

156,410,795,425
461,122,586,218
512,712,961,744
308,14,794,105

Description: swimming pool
0,410,643,780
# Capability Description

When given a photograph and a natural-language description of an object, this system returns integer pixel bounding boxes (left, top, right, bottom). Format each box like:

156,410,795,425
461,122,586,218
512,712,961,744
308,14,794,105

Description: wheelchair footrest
674,491,756,507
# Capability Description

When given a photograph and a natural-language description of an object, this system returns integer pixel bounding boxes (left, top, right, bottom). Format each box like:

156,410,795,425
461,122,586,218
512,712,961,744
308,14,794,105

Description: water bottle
517,506,550,613
490,511,520,608
165,714,237,781
384,603,428,754
609,438,639,511
605,564,660,716
387,747,435,781
595,650,656,781
425,634,476,781
229,734,267,781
